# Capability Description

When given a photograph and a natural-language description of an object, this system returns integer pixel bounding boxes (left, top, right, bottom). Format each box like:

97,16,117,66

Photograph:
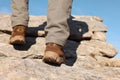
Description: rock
92,16,103,22
0,14,120,80
77,40,118,58
92,31,106,41
95,56,120,67
0,15,107,40
0,57,120,80
0,34,45,58
73,16,107,32
82,31,93,39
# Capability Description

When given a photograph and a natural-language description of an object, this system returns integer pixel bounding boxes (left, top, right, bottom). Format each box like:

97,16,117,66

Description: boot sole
9,36,25,45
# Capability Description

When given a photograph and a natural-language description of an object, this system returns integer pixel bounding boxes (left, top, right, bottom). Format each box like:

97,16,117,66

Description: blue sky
0,0,120,57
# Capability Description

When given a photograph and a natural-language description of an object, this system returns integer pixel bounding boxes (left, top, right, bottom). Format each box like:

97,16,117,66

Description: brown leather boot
43,43,66,65
9,25,26,45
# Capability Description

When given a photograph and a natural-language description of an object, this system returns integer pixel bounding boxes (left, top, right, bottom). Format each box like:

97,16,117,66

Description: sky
0,0,120,57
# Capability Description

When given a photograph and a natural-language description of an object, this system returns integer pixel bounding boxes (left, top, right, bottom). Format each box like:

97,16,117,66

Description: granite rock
0,14,119,80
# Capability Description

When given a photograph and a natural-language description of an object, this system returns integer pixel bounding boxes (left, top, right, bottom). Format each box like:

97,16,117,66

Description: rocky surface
0,14,120,80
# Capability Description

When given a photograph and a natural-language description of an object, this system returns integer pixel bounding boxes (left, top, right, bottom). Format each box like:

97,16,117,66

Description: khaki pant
11,0,73,46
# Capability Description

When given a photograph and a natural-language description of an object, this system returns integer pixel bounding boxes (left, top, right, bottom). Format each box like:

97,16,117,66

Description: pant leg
11,0,29,27
45,0,73,46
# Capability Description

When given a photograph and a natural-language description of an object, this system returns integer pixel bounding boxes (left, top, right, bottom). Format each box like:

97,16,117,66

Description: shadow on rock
13,37,36,50
64,40,80,66
68,16,89,41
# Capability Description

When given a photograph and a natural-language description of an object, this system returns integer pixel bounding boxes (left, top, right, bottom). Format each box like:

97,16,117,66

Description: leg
10,0,29,44
45,0,72,46
43,0,73,65
11,0,29,27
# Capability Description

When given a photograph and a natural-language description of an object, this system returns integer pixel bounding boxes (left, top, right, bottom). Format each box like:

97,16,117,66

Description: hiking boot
9,25,26,45
43,43,66,65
